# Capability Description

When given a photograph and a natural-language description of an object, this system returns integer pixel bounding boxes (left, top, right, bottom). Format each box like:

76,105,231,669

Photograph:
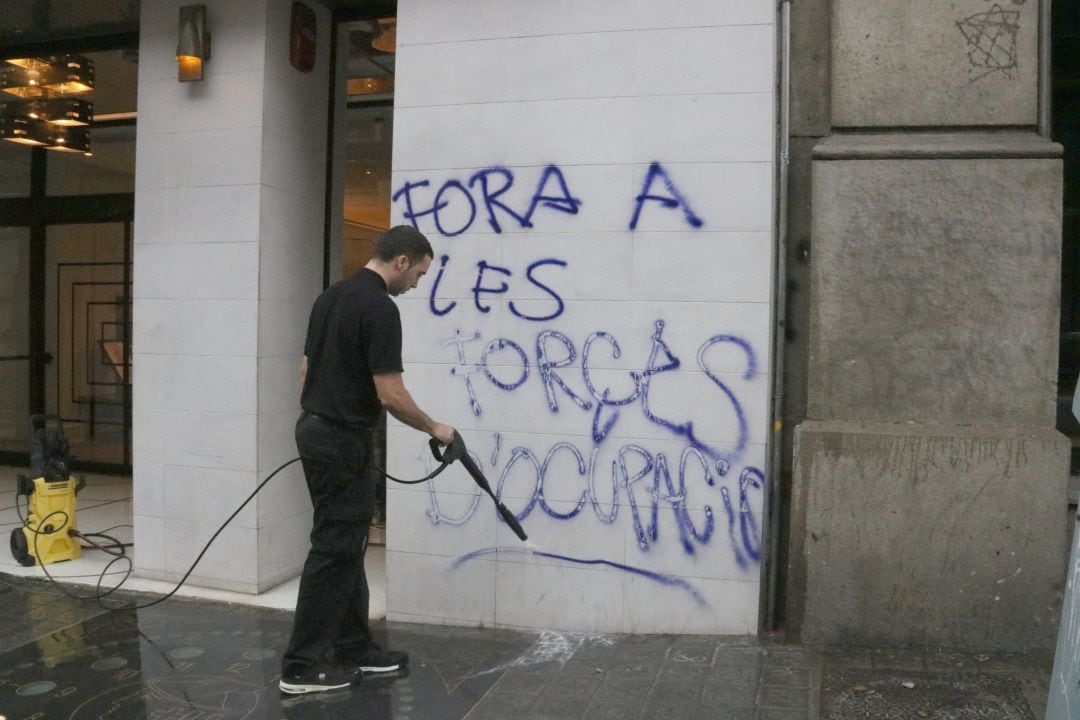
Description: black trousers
282,411,377,676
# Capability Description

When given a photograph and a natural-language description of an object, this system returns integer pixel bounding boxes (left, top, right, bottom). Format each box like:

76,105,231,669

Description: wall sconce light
177,4,211,82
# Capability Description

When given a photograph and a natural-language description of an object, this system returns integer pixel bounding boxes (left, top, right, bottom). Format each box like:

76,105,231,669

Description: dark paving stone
713,646,764,667
821,668,1036,720
561,656,614,678
700,680,758,707
0,572,1057,720
667,636,720,665
758,710,809,720
962,652,1045,674
821,647,873,670
526,694,588,720
466,690,537,719
760,666,810,688
594,672,655,701
658,662,713,684
867,648,927,672
639,684,703,720
762,646,812,668
757,685,809,710
0,589,520,720
691,701,755,720
925,651,985,672
707,663,760,687
605,659,663,679
489,669,551,696
544,672,605,698
580,697,648,720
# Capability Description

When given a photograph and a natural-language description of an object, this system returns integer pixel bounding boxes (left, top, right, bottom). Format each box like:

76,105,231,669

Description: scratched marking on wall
956,4,1020,81
394,161,766,593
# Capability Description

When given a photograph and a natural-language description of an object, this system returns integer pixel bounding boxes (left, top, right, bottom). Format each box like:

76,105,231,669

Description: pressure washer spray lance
28,429,525,610
382,430,527,541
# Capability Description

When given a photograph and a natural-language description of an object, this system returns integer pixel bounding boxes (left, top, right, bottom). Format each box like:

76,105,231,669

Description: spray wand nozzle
429,431,528,542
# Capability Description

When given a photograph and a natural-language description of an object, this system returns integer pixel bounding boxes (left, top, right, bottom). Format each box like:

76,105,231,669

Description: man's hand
430,422,455,446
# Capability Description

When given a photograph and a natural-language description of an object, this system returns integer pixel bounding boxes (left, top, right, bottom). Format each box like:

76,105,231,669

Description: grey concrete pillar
788,0,1071,650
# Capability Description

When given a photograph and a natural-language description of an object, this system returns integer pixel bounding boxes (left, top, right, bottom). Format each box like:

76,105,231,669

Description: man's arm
299,355,308,393
373,372,455,445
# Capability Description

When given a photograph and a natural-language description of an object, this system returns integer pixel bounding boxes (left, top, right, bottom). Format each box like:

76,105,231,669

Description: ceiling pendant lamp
0,54,95,152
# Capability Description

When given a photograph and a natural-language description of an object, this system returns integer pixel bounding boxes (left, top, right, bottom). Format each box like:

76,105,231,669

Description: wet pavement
0,573,1055,720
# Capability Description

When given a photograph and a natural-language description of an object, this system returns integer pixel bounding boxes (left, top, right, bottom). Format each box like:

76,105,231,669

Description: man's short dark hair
374,225,433,264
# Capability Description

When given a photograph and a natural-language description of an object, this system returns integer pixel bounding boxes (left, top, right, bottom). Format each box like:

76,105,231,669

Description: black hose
14,429,527,610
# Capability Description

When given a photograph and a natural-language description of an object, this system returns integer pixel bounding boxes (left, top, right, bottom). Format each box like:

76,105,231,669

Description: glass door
0,43,136,473
0,221,131,469
0,228,31,456
45,222,132,467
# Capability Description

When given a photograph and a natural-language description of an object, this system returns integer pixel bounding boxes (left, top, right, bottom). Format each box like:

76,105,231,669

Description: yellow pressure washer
9,414,85,566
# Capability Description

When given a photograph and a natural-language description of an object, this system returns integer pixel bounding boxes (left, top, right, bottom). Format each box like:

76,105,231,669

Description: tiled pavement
0,573,1055,720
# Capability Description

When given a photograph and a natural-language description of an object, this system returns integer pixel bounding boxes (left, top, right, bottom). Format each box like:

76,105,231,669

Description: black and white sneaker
343,645,409,674
279,665,361,694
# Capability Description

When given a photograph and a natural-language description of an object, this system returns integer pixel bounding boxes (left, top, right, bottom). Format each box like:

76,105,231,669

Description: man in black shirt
280,225,455,695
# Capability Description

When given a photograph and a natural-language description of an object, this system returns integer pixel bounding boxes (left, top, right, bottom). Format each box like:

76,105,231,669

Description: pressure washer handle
429,431,466,464
430,431,528,541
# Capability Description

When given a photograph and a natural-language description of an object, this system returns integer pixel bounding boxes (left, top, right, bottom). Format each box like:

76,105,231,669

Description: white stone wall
132,0,328,592
387,0,777,634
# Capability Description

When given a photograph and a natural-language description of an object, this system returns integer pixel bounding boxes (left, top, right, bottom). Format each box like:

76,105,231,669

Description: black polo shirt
301,268,403,426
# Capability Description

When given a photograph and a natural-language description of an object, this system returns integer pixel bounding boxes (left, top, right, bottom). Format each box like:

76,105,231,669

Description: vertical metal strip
1038,0,1051,138
122,220,132,466
761,0,792,634
29,147,47,417
323,9,341,290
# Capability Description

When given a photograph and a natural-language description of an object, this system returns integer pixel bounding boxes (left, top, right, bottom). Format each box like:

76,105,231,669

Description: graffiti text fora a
393,161,703,237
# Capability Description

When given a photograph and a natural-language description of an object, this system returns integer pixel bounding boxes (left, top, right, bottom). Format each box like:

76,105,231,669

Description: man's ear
395,255,410,270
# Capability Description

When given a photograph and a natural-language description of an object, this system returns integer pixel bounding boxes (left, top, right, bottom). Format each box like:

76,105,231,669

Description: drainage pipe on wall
761,0,792,633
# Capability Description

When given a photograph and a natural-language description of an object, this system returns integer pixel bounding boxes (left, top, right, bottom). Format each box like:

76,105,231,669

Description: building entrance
0,207,133,472
0,44,137,474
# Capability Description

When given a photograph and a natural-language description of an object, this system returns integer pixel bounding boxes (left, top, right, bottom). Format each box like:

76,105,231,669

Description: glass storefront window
0,228,31,454
343,104,393,274
0,142,32,198
341,18,395,276
46,124,135,195
47,48,138,196
0,44,136,469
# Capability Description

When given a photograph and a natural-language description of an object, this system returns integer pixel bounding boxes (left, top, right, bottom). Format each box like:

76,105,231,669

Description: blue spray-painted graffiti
395,160,766,594
393,161,699,238
629,161,704,230
392,164,583,238
453,546,708,606
441,324,757,462
428,254,569,322
424,431,764,571
399,162,703,322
